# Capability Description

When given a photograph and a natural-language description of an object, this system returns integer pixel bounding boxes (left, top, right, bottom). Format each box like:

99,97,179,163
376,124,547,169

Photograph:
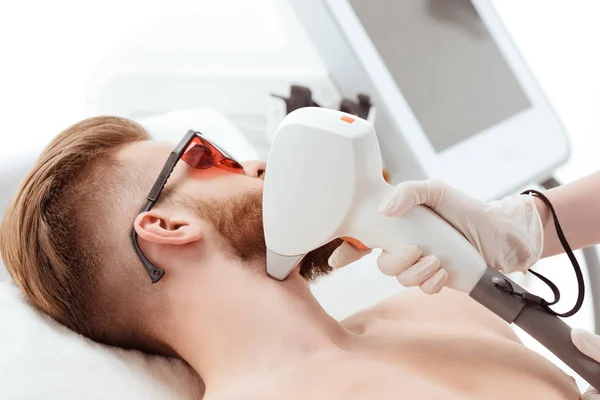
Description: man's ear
134,209,203,245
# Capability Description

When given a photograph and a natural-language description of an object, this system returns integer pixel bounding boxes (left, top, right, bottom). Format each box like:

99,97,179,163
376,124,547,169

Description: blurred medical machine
289,0,570,200
85,0,570,201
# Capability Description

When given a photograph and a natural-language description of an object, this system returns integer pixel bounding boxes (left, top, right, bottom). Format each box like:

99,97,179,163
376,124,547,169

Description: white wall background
1,0,599,173
1,0,600,391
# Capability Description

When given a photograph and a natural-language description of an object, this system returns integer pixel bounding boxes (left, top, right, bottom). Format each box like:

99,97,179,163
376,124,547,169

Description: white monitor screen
348,0,532,152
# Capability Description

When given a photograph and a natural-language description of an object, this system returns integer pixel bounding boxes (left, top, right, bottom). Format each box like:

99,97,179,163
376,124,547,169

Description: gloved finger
377,245,422,276
572,329,600,362
395,255,441,287
379,180,445,217
328,241,371,269
583,386,600,400
572,330,600,399
419,269,448,295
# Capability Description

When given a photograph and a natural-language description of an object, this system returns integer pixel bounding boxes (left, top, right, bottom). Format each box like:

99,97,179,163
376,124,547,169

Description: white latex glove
572,329,600,399
328,180,544,294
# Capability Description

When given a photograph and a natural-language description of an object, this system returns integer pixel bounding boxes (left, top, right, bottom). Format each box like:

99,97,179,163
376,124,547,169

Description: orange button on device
340,115,355,124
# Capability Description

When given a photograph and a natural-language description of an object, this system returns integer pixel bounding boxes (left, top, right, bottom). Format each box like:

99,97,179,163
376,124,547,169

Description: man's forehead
116,140,174,169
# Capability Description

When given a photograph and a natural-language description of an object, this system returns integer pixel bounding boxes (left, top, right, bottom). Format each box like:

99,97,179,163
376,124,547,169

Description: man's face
121,139,337,281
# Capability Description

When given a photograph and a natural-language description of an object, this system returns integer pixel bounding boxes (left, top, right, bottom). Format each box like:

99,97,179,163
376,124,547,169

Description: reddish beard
191,190,341,282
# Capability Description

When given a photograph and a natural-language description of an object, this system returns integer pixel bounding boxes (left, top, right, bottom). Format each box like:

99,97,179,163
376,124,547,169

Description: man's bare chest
260,355,463,400
246,320,577,400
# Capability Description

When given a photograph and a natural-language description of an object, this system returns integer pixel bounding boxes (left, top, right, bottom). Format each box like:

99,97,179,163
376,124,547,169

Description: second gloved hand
572,329,600,399
328,180,544,294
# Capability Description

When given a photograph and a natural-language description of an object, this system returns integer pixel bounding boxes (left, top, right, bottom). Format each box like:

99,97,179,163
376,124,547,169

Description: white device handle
345,181,487,293
344,181,600,389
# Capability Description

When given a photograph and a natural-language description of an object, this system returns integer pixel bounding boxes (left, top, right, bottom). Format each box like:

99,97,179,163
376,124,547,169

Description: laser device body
263,107,600,388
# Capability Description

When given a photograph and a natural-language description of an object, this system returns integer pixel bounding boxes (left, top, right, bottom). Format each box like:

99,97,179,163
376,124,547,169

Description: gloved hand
328,180,544,294
572,329,600,399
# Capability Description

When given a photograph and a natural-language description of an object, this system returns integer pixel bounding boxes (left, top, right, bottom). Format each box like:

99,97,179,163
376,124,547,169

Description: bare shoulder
340,288,466,327
340,288,519,341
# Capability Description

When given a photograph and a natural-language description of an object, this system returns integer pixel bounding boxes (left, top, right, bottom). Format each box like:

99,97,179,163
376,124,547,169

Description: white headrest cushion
136,107,260,162
0,281,204,399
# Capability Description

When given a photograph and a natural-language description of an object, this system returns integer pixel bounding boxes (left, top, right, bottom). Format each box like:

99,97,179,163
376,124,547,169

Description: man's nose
241,160,267,179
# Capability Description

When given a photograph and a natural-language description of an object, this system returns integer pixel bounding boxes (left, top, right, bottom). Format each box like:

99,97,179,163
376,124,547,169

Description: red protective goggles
182,134,244,172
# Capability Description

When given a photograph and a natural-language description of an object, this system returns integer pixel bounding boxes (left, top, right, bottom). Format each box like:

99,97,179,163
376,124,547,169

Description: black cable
539,177,599,332
515,189,585,318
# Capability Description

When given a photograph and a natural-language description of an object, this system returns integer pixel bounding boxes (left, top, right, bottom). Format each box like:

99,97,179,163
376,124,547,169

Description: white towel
0,281,204,399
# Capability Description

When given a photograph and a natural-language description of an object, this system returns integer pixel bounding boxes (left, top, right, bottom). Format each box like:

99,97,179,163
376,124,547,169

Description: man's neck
172,262,356,392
